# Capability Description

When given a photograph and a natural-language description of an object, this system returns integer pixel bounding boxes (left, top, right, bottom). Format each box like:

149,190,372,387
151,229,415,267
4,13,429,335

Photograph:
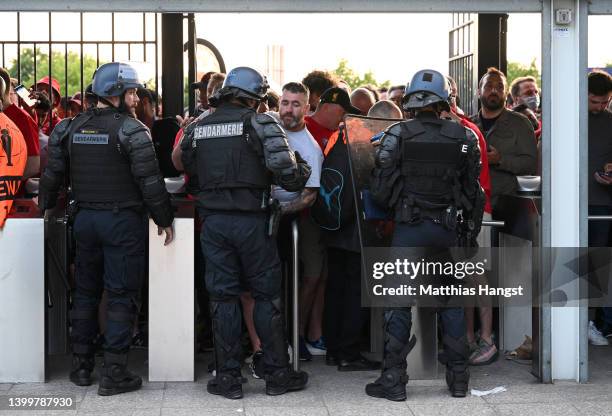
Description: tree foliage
506,58,541,88
331,59,391,90
7,48,101,97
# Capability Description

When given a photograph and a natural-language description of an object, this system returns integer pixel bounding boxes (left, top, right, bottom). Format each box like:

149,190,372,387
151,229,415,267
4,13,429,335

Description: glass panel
0,13,18,41
83,13,112,41
114,13,144,41
145,13,156,42
20,12,49,42
51,13,80,42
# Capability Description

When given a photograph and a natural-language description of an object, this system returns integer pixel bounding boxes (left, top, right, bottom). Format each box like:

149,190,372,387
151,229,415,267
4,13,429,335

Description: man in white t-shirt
271,82,326,360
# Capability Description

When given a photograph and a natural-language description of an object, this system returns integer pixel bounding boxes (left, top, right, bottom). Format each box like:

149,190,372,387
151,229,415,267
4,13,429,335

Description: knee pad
106,303,136,326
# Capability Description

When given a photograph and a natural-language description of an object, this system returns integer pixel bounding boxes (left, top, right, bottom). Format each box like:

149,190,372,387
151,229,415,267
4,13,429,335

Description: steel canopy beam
0,0,543,13
588,0,612,14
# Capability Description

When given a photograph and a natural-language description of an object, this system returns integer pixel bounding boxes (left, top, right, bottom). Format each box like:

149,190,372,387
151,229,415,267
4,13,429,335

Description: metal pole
291,219,299,371
187,13,197,117
587,216,612,221
482,220,504,227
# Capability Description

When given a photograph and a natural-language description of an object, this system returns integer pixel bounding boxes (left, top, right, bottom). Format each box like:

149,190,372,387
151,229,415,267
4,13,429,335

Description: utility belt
400,202,458,230
76,200,144,214
199,187,281,238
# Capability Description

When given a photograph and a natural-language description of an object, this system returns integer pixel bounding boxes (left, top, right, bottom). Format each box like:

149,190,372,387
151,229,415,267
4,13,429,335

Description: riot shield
344,115,397,251
344,115,401,308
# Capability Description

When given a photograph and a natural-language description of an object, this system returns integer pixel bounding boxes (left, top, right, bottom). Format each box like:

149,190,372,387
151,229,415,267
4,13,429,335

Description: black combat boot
265,367,309,396
98,352,142,396
207,371,245,399
365,367,408,401
439,334,470,398
366,317,416,402
69,354,95,386
445,361,470,398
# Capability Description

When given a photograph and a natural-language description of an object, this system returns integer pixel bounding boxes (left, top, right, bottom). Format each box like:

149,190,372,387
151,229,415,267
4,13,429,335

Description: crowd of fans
2,62,551,371
165,66,541,371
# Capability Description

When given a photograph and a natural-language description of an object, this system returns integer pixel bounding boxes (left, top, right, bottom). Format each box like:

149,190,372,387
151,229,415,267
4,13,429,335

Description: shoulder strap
399,119,426,140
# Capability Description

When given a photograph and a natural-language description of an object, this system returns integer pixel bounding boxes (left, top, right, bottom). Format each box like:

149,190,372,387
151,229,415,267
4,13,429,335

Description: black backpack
310,129,355,230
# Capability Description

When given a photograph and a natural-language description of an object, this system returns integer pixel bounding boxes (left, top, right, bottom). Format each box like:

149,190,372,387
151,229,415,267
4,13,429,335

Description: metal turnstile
148,197,195,381
493,194,542,379
0,201,45,382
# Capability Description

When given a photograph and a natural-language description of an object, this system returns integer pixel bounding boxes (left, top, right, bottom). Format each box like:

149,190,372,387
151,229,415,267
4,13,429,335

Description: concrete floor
2,346,612,415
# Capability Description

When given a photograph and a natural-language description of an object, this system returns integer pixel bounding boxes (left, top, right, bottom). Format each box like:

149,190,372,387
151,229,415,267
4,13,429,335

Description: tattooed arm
280,187,318,215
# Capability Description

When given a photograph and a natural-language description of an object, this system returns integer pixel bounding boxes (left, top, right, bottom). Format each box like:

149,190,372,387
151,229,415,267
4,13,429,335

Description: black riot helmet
402,69,450,112
91,62,143,113
92,62,144,98
209,66,269,106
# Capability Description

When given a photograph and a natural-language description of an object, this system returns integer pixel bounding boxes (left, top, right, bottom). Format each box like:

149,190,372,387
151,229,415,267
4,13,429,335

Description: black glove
294,150,312,182
37,190,57,212
33,91,52,111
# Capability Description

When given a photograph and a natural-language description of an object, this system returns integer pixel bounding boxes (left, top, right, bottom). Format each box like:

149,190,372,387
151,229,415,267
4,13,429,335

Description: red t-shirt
4,104,40,157
304,115,335,152
39,111,62,137
458,114,492,214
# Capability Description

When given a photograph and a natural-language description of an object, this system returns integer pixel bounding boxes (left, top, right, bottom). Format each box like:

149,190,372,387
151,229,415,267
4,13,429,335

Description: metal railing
0,11,159,129
588,216,612,221
291,219,300,371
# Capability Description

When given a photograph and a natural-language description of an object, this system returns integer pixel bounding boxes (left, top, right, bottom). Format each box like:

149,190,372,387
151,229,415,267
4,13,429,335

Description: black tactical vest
194,104,270,212
398,116,467,211
68,108,142,207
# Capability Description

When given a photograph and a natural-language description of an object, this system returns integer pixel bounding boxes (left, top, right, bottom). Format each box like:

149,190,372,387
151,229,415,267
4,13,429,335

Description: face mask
523,95,540,111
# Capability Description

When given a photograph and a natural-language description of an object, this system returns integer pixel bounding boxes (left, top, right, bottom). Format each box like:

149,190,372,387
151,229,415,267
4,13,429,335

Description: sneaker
299,337,312,361
601,325,612,338
249,350,264,379
589,321,609,346
337,355,381,372
306,337,327,356
469,339,498,366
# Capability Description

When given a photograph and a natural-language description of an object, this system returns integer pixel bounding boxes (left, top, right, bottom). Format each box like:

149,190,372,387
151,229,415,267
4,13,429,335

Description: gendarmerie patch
193,122,244,140
73,132,109,145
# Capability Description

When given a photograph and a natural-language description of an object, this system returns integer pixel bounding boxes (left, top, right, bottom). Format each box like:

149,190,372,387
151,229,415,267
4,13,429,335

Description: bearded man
470,67,537,210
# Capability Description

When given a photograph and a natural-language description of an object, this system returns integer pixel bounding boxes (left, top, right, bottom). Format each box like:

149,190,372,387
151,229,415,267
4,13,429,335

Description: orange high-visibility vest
0,112,27,228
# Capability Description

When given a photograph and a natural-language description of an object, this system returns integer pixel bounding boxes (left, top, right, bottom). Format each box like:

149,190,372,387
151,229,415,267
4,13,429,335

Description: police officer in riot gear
39,62,174,396
366,69,485,400
181,66,311,399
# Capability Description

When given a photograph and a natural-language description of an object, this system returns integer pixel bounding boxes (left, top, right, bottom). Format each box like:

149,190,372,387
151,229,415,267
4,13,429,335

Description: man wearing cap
39,62,174,396
27,75,63,137
304,87,360,152
68,93,83,118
